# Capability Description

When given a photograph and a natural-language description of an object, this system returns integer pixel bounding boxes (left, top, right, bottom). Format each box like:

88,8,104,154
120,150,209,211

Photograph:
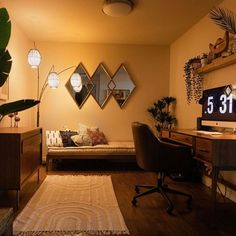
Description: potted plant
184,56,203,104
148,96,177,135
0,8,39,122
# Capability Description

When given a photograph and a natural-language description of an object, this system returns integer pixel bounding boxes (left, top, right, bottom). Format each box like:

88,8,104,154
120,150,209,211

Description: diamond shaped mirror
91,63,112,108
65,63,93,108
111,64,135,108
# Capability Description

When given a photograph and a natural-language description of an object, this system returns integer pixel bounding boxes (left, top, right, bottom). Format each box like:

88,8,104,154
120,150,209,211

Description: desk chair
131,122,192,213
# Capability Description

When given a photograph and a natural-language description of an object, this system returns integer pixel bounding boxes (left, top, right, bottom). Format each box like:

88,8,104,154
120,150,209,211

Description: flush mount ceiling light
102,0,134,17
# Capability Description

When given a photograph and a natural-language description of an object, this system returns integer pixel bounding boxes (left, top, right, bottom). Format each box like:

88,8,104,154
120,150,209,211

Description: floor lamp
27,45,82,127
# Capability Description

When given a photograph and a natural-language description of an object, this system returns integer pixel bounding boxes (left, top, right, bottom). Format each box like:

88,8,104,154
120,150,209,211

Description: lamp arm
58,65,76,75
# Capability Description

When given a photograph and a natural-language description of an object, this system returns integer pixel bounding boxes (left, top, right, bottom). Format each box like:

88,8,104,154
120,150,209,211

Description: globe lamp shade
28,49,41,68
48,72,59,88
70,73,82,87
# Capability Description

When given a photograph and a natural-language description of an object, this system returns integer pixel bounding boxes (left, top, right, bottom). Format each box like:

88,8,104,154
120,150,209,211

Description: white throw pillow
78,123,99,134
71,134,93,146
46,130,63,147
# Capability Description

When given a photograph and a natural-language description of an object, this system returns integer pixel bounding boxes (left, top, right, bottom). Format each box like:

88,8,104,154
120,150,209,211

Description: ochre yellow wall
170,0,236,185
37,42,170,141
0,7,37,127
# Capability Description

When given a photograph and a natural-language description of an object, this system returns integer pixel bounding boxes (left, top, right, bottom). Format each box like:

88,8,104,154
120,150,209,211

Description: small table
0,208,14,236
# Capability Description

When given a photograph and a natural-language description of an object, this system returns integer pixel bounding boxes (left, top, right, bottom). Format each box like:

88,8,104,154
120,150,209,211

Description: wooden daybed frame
46,141,136,171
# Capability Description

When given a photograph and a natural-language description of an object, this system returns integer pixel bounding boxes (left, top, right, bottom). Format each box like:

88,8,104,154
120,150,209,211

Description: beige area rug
13,175,129,235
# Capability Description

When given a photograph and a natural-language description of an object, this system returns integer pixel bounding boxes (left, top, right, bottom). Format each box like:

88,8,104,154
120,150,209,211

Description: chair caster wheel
132,198,137,206
135,186,140,194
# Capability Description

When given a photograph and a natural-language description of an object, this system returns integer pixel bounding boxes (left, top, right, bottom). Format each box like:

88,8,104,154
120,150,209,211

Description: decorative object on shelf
65,63,135,109
209,7,236,54
184,56,203,104
0,8,39,123
209,31,229,58
8,113,14,127
27,46,81,127
14,112,20,127
148,96,177,135
200,53,208,67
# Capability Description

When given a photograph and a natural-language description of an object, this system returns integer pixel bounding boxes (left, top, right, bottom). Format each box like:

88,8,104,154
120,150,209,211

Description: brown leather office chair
131,122,192,213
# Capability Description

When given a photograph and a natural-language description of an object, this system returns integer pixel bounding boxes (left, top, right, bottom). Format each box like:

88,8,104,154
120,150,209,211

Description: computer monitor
200,83,236,129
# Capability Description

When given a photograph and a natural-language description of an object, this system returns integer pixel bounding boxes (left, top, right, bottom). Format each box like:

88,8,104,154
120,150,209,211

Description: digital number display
201,84,236,121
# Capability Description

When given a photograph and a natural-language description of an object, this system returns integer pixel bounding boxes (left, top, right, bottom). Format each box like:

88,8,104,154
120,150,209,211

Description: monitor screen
201,84,236,122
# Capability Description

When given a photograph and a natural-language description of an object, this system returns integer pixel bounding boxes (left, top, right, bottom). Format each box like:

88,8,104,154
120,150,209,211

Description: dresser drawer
161,130,170,138
170,132,193,146
196,138,213,163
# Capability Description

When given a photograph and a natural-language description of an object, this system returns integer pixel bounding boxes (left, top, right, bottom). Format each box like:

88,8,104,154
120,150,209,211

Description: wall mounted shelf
195,53,236,75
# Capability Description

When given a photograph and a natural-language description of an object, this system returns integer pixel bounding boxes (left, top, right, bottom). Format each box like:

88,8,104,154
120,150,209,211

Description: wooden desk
162,129,236,208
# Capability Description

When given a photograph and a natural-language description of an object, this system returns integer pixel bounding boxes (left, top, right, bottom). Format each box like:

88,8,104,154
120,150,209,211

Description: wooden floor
1,160,236,236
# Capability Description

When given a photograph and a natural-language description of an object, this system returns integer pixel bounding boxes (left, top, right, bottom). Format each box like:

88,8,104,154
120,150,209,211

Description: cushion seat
46,141,136,171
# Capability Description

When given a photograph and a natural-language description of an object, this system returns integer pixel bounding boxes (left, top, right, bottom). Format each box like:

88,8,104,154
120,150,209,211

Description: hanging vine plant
184,56,202,104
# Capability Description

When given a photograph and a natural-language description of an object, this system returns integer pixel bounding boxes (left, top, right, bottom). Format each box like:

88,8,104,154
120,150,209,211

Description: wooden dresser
0,127,42,208
161,129,236,208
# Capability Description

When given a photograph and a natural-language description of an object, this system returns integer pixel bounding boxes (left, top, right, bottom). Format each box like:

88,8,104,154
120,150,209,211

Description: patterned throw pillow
78,123,99,135
71,134,93,146
87,130,108,146
46,130,63,147
59,131,78,147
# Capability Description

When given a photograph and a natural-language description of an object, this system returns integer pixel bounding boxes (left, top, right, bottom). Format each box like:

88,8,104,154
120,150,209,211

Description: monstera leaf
0,8,11,53
0,100,40,121
0,50,12,86
0,8,12,87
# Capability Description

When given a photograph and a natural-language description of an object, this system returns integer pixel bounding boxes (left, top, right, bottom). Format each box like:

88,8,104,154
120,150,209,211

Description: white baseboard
202,175,236,203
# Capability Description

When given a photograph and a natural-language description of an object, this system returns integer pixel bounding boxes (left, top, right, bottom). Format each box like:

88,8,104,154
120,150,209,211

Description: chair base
132,179,192,214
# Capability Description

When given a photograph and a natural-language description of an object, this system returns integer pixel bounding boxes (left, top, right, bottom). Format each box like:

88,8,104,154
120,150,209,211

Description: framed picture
0,78,9,101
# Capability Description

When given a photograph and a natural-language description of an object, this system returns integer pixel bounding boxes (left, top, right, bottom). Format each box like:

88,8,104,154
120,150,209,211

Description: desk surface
171,129,236,140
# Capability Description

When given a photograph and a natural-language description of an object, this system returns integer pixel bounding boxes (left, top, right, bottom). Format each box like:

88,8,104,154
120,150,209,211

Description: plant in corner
0,8,39,122
148,96,177,134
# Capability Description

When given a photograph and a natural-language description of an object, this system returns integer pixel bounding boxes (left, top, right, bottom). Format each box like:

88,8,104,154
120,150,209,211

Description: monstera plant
0,8,39,122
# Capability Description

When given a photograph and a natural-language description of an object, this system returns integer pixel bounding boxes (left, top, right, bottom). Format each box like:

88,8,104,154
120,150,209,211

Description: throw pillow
78,123,99,135
71,134,93,146
87,130,108,146
46,130,63,147
59,130,78,147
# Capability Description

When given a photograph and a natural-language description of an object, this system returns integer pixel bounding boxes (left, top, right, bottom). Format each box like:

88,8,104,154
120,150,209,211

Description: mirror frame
65,62,94,109
90,63,112,108
111,64,136,108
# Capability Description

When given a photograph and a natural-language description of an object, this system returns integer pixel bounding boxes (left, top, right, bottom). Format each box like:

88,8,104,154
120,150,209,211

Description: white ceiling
1,0,222,45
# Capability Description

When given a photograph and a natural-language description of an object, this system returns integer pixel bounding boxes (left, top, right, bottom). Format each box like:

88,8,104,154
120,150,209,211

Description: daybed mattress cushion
47,141,135,156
